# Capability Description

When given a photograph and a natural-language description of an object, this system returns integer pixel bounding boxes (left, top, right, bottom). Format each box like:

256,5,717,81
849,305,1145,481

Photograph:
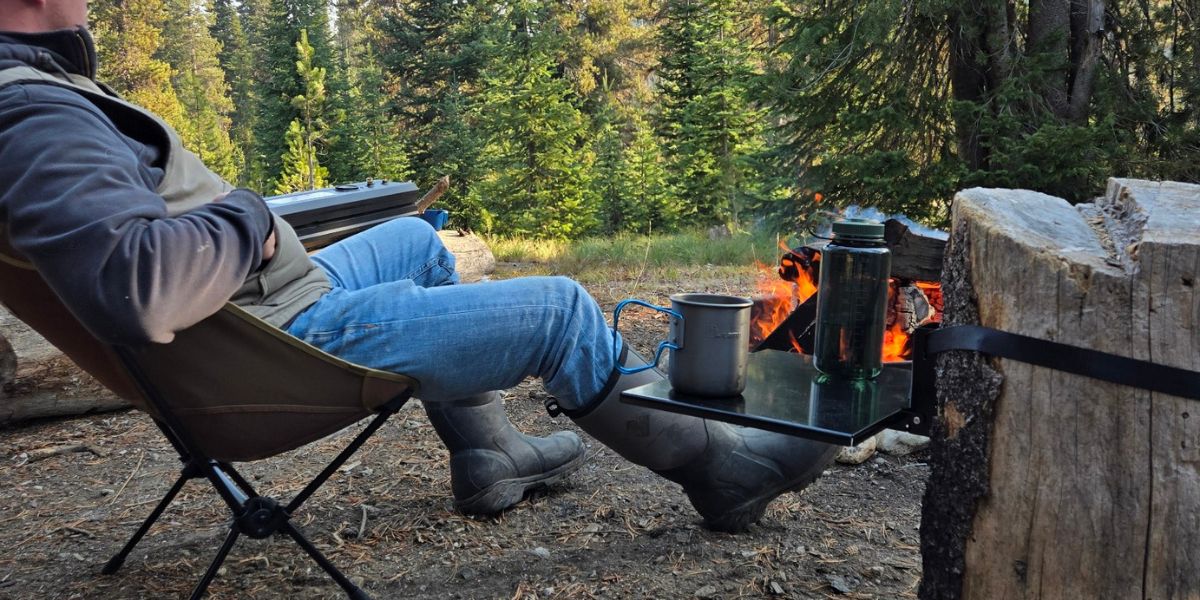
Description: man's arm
0,86,274,344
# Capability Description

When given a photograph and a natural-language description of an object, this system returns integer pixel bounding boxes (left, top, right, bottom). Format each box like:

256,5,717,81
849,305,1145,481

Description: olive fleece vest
0,65,331,329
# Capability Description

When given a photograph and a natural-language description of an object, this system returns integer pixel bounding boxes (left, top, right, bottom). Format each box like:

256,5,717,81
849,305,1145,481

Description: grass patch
487,230,790,275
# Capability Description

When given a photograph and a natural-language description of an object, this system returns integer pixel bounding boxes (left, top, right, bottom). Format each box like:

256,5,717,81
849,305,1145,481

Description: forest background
89,0,1200,239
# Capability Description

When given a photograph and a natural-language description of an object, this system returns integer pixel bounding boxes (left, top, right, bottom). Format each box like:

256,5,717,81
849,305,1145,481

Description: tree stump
920,179,1200,599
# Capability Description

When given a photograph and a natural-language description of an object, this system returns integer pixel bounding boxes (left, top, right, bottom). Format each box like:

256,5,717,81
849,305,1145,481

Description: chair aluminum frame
100,344,412,600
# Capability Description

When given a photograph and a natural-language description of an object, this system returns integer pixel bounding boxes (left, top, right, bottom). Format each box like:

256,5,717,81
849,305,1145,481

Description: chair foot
100,555,125,575
104,470,192,576
282,522,368,598
189,526,240,600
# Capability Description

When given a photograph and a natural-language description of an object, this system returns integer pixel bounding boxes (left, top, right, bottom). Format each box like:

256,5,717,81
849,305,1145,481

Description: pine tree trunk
919,179,1200,599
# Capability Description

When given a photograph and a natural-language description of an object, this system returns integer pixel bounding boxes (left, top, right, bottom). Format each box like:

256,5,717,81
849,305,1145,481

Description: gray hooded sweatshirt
0,28,330,345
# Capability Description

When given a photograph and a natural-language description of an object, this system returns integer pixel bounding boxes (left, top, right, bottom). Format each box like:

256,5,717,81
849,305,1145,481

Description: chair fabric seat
0,234,417,462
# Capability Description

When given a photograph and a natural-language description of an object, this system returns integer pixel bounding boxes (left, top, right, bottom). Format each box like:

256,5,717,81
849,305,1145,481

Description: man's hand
214,191,276,263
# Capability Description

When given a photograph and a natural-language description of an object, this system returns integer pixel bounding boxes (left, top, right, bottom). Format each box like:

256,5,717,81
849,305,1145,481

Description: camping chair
0,238,417,600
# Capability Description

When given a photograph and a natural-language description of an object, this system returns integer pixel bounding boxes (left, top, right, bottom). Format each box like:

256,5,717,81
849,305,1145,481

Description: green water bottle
813,218,891,378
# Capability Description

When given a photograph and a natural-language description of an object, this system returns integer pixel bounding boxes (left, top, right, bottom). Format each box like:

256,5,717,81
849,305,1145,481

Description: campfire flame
752,241,820,354
881,320,910,362
752,245,943,362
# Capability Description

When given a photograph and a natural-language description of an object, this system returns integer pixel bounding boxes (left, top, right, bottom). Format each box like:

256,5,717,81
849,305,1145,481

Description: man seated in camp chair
0,0,835,532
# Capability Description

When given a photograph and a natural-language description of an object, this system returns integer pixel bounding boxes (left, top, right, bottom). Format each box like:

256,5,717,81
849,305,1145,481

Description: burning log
920,179,1200,599
752,237,943,359
883,218,947,282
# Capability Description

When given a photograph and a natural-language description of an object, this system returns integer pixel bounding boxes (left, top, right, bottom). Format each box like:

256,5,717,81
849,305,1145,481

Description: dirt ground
0,264,927,599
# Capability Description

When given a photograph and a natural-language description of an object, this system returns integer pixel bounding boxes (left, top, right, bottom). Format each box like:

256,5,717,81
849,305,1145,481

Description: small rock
529,546,551,559
876,430,930,456
866,566,885,580
836,436,878,465
458,568,475,581
769,581,785,595
694,584,718,598
826,574,855,594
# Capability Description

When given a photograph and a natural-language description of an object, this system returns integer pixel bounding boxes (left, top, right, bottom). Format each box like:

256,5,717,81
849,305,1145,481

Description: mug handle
612,299,683,374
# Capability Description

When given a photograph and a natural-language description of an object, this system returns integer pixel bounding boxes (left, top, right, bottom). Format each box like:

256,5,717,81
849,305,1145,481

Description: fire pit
621,216,948,446
750,219,947,362
621,348,919,446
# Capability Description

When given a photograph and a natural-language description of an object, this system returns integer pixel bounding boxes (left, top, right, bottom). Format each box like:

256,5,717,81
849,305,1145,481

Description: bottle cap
831,218,885,241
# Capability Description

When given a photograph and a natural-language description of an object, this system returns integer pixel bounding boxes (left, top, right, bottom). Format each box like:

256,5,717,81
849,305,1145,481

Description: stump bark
920,179,1200,599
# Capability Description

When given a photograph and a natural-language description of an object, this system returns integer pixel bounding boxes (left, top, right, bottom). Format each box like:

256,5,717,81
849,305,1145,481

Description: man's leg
310,217,460,290
565,347,838,532
289,269,836,532
304,218,585,515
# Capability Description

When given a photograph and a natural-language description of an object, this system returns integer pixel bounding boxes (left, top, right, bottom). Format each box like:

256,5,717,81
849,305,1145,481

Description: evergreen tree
275,30,330,193
589,96,674,234
342,55,410,182
621,113,676,233
329,0,408,183
90,0,188,136
254,0,346,188
657,0,768,229
212,0,263,187
379,0,499,197
467,2,597,238
759,1,960,226
554,0,658,110
158,0,241,182
760,0,1200,226
590,110,628,234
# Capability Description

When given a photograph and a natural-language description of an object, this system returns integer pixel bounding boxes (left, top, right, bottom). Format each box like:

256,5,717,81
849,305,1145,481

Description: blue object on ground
420,209,449,230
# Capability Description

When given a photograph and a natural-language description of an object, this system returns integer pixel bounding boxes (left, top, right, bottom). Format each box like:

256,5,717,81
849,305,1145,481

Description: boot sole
454,451,588,516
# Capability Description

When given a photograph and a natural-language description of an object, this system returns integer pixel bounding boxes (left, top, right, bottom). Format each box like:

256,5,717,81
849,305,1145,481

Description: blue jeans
285,217,617,409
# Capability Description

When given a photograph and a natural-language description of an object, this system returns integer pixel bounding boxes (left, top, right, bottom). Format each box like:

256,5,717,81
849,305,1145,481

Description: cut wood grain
919,179,1200,599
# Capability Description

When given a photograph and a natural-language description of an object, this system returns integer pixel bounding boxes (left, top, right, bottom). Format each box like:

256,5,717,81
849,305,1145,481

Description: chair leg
188,525,241,600
102,470,191,575
286,407,399,514
282,522,370,600
219,463,259,498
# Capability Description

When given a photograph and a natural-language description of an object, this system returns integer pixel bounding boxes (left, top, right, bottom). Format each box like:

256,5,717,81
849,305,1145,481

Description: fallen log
439,230,495,283
0,330,14,392
919,179,1200,599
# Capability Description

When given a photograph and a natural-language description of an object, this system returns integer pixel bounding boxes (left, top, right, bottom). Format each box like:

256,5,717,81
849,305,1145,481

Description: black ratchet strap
923,325,1200,402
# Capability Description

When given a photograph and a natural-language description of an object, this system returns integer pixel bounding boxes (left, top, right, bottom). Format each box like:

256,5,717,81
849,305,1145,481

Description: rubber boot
567,348,838,532
422,392,586,516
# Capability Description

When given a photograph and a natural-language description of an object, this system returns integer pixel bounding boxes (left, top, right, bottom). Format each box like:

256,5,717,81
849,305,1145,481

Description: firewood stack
920,179,1200,599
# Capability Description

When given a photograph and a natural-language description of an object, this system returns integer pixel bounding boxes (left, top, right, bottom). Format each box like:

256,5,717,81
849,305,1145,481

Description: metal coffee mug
612,293,753,397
